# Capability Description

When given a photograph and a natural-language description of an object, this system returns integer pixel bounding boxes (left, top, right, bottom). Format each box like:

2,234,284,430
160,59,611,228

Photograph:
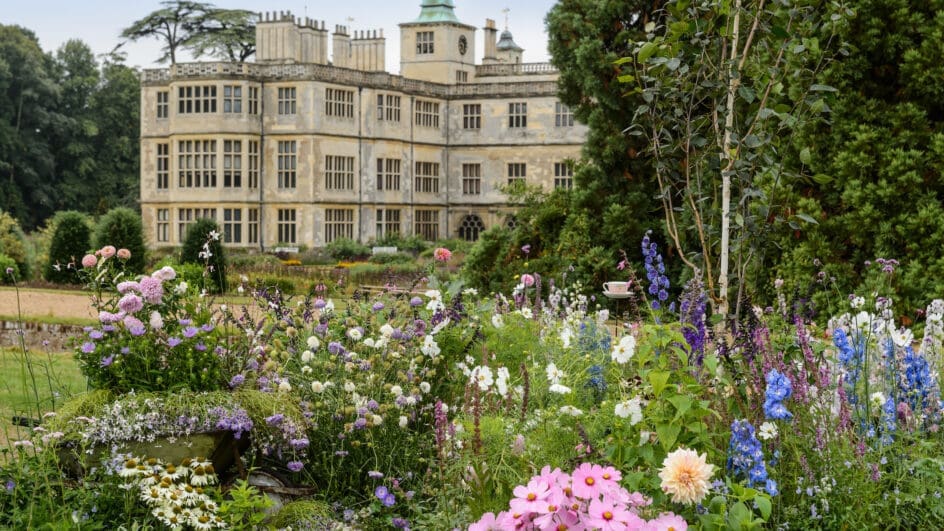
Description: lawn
0,348,85,449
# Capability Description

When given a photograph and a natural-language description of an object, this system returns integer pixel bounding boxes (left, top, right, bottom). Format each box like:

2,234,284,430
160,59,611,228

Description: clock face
458,35,468,55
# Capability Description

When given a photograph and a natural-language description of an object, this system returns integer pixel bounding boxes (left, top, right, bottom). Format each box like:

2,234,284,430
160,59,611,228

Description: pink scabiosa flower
81,254,97,268
433,247,452,262
138,276,164,304
118,293,144,314
509,478,552,515
572,462,605,499
658,448,715,505
99,246,116,259
645,512,688,531
116,281,140,294
586,497,643,531
116,248,131,260
521,273,535,287
99,310,124,324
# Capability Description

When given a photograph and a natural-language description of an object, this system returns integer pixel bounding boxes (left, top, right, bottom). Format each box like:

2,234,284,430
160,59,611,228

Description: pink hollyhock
138,276,164,304
433,247,452,262
81,254,97,268
118,293,144,314
509,479,552,515
586,497,645,531
100,246,116,259
521,273,535,287
117,248,131,259
572,463,605,499
645,512,688,531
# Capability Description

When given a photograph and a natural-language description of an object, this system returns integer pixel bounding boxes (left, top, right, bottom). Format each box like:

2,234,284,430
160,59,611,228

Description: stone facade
139,1,587,250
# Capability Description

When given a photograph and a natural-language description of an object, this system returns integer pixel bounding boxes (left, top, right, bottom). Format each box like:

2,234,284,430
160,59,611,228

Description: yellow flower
658,448,715,504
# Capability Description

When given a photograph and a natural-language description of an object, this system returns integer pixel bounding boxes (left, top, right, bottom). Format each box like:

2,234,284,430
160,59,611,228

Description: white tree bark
718,0,743,317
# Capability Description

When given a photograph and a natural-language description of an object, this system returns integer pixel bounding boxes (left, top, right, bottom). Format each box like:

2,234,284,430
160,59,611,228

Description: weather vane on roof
502,8,510,30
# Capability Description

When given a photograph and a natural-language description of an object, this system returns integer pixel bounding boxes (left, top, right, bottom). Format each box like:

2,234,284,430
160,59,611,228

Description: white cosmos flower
560,326,574,349
324,299,335,313
891,327,914,347
421,335,440,358
495,367,510,398
546,362,565,384
611,335,636,364
175,281,188,294
850,296,865,309
491,314,504,329
758,421,779,440
614,396,644,425
471,366,494,391
399,416,408,428
518,308,533,319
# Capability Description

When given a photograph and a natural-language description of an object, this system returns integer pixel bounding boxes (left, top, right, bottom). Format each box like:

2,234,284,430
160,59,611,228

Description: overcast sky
7,0,559,72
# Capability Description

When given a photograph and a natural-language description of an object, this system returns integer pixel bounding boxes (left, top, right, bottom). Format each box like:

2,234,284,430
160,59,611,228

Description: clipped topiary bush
93,207,146,274
0,210,33,280
44,211,92,284
180,218,227,294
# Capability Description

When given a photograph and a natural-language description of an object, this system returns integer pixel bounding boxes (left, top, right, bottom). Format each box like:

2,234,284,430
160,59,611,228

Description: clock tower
399,0,476,84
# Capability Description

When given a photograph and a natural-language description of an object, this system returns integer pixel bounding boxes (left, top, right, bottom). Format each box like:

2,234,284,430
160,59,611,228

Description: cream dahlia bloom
658,448,715,504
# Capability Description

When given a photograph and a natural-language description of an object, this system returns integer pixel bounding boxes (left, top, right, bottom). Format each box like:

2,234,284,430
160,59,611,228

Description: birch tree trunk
718,0,743,317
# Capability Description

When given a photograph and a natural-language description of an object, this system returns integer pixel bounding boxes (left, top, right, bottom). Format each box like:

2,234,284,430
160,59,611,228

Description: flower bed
2,239,944,529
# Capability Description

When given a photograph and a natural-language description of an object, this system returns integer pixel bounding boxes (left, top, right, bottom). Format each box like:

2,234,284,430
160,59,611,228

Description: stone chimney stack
351,29,386,72
332,25,352,68
483,18,498,64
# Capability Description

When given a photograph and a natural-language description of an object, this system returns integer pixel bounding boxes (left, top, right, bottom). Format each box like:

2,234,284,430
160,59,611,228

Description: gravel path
0,288,96,321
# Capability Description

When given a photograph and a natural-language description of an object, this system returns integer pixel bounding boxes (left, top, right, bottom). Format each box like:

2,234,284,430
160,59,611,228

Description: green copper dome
496,29,523,52
414,0,460,23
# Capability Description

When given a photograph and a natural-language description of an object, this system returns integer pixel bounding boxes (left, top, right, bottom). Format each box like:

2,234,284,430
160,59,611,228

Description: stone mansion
139,0,587,249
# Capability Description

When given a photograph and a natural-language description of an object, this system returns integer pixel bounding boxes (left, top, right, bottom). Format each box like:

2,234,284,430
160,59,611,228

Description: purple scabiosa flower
335,450,349,457
178,319,192,326
194,342,207,352
201,323,215,332
183,326,199,338
129,325,146,337
375,485,390,499
353,418,368,429
367,470,384,479
382,493,396,507
89,330,104,340
413,319,427,336
100,355,114,367
367,400,379,411
123,315,144,331
287,461,304,472
290,438,310,450
314,298,327,309
410,296,423,307
168,337,182,347
266,414,285,426
4,480,13,492
120,347,130,354
328,342,344,355
98,311,123,324
372,302,385,311
101,324,117,333
229,374,245,388
391,517,409,529
80,342,95,354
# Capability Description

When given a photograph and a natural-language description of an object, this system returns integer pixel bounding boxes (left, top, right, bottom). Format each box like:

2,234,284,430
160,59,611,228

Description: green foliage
348,263,425,287
374,233,430,255
368,252,415,265
254,276,297,295
120,1,212,64
0,253,19,283
93,207,146,274
218,479,274,527
326,237,371,261
268,500,334,529
0,210,33,279
44,211,91,284
187,8,256,62
461,226,513,294
180,217,226,293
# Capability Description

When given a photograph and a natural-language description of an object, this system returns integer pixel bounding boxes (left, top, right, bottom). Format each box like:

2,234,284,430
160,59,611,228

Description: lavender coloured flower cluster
763,369,793,421
727,419,778,496
641,230,670,310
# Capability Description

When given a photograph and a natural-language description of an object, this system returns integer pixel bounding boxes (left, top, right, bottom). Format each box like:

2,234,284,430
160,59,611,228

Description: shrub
93,207,146,274
180,218,227,294
254,276,297,295
0,254,19,284
368,252,415,265
375,233,430,255
0,210,33,280
326,238,371,261
44,211,92,284
462,226,513,293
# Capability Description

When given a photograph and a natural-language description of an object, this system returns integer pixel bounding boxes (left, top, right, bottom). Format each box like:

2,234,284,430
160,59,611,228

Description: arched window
505,215,518,230
459,214,486,242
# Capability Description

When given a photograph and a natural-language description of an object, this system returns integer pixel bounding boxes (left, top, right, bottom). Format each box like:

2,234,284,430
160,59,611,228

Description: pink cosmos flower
100,246,116,259
433,247,452,262
117,248,131,259
571,463,605,499
468,512,502,531
509,478,552,515
644,512,688,531
521,273,535,287
586,497,644,531
81,254,97,268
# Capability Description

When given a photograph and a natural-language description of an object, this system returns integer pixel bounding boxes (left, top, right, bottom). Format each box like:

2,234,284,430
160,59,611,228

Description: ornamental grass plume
658,447,715,505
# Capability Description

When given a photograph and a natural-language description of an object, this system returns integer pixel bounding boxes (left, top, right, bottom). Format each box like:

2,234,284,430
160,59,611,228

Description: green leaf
795,213,818,225
669,395,692,418
755,496,772,520
617,74,635,84
727,501,753,529
800,147,811,165
638,42,658,63
810,84,837,92
738,86,755,104
666,58,681,71
771,25,789,39
742,135,763,148
649,370,671,397
656,423,681,452
811,173,833,184
613,56,634,66
735,213,744,227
